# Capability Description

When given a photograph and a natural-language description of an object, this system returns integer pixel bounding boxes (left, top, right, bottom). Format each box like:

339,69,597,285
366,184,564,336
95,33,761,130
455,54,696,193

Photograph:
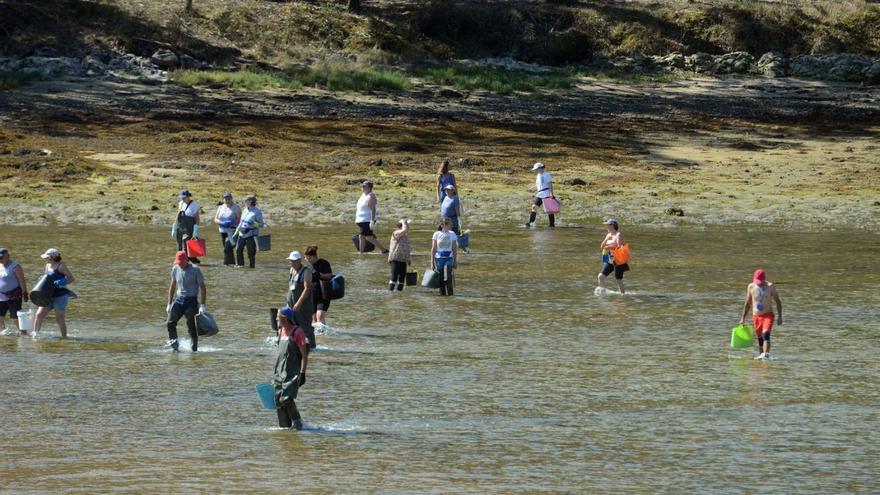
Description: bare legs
358,234,386,253
32,307,66,338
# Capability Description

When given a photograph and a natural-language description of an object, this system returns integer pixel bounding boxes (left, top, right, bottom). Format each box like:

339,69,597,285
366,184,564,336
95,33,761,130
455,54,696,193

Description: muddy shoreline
1,77,878,229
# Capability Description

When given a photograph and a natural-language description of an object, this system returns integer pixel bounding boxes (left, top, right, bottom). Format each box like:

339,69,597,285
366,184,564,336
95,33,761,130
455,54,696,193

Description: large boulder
685,52,714,73
866,60,880,84
712,51,755,75
150,49,179,69
826,54,871,82
655,52,685,70
757,52,788,77
789,55,831,79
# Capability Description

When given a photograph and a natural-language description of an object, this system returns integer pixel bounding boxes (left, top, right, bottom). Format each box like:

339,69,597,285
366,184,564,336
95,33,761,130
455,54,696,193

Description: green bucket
730,324,754,349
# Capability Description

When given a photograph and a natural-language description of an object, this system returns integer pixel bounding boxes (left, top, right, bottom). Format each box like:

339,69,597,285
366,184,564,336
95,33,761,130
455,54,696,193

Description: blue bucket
255,383,276,409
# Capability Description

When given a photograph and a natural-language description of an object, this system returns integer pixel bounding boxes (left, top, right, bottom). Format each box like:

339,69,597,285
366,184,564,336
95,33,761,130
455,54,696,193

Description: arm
435,176,441,202
167,280,177,305
58,263,75,285
452,242,458,269
368,195,378,222
293,271,312,310
772,286,782,325
257,209,265,229
430,239,438,269
739,286,752,324
198,281,207,306
13,265,28,302
194,211,201,225
213,206,222,224
299,340,308,374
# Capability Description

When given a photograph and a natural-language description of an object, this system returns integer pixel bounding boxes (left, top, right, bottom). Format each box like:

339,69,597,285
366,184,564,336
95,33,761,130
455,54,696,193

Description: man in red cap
739,268,783,360
166,251,207,352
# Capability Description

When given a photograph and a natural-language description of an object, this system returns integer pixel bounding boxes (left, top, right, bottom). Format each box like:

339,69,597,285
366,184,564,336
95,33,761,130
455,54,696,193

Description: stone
685,53,714,73
665,207,685,216
178,54,204,70
866,62,880,84
712,51,755,75
439,89,463,98
563,178,589,186
150,49,179,70
757,52,787,77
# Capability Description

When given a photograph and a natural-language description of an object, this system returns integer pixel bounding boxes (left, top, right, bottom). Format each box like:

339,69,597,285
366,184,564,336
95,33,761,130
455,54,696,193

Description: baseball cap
279,306,298,325
753,269,766,284
0,247,8,256
444,184,456,191
287,251,302,261
174,251,189,266
603,217,618,225
531,162,545,171
179,189,191,198
41,248,61,259
222,192,233,199
362,180,373,187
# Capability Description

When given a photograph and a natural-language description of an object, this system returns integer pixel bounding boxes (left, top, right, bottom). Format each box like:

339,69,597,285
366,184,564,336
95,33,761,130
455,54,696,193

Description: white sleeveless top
355,193,374,223
216,204,239,234
0,261,20,301
178,200,200,217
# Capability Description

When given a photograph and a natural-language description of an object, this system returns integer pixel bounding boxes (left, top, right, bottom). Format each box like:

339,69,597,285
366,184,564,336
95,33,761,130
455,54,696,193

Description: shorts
357,222,374,237
0,298,23,318
47,294,70,312
601,262,629,280
752,313,774,337
314,296,331,312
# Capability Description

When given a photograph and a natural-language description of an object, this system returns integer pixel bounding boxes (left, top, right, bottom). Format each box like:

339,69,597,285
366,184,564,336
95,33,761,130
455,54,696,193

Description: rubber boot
396,282,404,291
549,214,555,227
389,281,396,291
525,211,537,227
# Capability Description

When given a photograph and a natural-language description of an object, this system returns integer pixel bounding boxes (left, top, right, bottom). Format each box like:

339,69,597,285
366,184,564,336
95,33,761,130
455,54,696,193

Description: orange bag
611,243,631,264
186,238,207,257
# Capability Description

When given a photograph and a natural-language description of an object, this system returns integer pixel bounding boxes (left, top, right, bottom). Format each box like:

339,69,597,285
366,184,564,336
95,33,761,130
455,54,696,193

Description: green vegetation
172,66,412,92
417,66,575,94
0,71,35,91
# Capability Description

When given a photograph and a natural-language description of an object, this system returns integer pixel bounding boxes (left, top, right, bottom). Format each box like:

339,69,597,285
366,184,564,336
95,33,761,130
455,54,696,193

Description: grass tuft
172,66,412,92
0,71,36,91
417,66,576,95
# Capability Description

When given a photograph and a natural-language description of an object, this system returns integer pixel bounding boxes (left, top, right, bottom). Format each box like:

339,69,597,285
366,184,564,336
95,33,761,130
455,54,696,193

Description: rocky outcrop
0,48,207,83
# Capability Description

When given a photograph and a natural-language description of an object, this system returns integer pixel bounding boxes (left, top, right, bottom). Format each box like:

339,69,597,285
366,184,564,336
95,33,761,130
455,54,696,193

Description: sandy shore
1,76,878,228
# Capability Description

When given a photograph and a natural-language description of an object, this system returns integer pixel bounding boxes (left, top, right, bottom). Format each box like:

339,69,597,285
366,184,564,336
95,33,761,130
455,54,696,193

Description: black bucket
196,311,219,336
352,234,375,253
405,271,418,286
29,274,55,307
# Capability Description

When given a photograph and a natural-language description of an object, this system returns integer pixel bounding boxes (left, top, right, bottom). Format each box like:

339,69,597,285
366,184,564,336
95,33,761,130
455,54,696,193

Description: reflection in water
0,225,878,492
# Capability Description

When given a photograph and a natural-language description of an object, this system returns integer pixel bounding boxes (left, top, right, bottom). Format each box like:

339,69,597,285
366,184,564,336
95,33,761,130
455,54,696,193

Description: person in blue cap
272,305,308,430
213,192,241,266
173,189,201,262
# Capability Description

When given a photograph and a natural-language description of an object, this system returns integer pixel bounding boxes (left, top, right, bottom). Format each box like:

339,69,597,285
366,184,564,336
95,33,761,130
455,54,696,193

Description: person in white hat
524,162,555,228
32,248,76,338
287,251,315,350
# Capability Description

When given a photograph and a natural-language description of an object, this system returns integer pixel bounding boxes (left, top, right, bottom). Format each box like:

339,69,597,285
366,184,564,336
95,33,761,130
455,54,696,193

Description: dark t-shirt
311,259,332,299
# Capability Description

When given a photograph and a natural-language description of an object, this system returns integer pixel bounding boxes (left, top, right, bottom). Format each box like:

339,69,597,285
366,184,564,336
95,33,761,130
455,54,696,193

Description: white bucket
17,309,33,331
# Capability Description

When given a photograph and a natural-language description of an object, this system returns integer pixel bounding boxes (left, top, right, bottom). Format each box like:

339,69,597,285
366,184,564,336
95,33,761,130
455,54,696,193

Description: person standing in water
272,305,308,431
287,251,316,350
303,246,333,329
0,248,28,333
236,195,265,269
355,180,388,254
597,218,628,294
166,251,207,352
431,217,459,296
440,185,462,235
388,219,412,291
31,248,76,337
174,190,201,262
524,162,555,228
213,192,241,266
435,159,458,203
740,268,783,360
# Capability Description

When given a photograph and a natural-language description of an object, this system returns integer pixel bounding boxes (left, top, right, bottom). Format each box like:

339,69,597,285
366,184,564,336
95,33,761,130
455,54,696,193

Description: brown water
1,225,878,494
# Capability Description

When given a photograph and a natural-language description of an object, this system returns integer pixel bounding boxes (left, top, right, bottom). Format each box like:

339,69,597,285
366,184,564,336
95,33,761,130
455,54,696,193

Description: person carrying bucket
303,246,333,329
165,251,207,352
431,217,459,296
173,189,201,263
213,192,241,266
524,162,555,228
440,185,462,235
31,248,76,338
287,251,316,350
0,247,29,333
388,219,412,291
235,195,264,269
355,180,388,254
740,269,783,360
272,306,308,430
597,218,629,294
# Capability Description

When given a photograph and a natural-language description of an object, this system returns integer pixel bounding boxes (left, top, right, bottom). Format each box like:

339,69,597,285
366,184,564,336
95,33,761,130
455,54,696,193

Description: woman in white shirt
174,189,201,259
430,217,458,296
524,162,555,228
355,180,387,254
213,192,241,266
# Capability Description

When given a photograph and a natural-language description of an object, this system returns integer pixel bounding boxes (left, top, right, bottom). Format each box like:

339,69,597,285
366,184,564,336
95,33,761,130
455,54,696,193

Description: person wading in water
740,268,783,360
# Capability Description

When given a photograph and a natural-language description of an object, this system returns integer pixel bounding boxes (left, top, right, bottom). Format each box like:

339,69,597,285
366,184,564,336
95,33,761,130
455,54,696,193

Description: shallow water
1,225,878,494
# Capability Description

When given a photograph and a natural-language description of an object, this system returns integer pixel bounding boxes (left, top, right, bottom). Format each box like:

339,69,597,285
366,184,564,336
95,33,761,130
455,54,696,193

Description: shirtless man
740,268,783,360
